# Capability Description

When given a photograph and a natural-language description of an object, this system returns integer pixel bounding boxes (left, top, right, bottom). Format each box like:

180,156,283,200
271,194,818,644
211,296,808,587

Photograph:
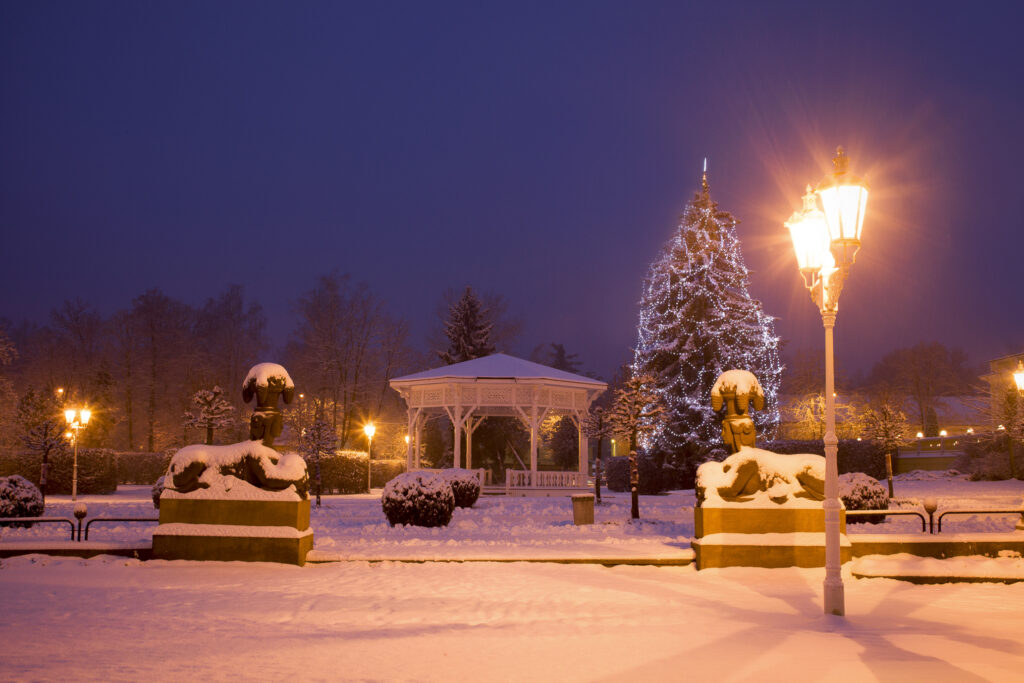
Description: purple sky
2,1,1022,381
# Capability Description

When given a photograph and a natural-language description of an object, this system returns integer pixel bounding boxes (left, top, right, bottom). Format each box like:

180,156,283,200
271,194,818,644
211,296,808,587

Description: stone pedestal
693,506,850,569
153,497,312,566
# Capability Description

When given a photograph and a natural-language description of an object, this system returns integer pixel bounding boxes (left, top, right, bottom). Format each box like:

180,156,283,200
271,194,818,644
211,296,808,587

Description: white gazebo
390,353,607,495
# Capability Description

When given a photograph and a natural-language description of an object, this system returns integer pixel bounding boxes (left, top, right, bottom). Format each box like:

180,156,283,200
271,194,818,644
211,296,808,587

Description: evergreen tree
183,385,235,445
633,171,782,451
610,374,667,519
438,287,496,364
300,418,336,507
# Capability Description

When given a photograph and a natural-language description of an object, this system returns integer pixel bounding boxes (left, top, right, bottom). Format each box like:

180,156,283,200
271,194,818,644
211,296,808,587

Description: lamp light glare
1013,360,1024,393
363,423,376,439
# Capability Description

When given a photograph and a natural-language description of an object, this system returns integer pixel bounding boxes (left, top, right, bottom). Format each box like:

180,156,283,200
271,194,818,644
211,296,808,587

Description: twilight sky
2,1,1022,382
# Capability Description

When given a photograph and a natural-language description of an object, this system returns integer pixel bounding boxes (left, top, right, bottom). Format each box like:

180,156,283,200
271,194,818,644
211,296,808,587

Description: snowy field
2,473,1023,680
3,553,1024,680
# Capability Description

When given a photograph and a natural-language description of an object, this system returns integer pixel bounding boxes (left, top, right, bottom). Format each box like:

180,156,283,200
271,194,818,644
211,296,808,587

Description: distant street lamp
364,422,376,493
786,146,869,617
64,408,92,501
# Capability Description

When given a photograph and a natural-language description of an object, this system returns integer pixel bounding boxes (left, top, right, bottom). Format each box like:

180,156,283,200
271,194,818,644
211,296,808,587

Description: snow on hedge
381,471,455,527
0,475,44,519
242,362,295,390
439,468,481,508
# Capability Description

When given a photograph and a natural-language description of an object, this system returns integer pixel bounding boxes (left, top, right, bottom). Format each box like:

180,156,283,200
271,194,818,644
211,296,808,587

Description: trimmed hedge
118,451,172,485
605,455,672,495
441,468,481,508
762,439,886,480
381,471,455,527
0,449,118,495
302,450,408,494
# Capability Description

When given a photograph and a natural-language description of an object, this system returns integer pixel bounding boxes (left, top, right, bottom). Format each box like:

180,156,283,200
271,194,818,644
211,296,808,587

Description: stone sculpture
710,369,764,454
696,447,825,506
242,362,295,447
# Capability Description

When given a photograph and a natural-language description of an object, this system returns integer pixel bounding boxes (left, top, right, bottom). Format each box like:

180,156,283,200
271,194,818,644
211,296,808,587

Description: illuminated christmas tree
633,166,781,452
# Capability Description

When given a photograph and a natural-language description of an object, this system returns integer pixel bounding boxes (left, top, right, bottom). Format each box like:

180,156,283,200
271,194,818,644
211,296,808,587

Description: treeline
0,274,418,454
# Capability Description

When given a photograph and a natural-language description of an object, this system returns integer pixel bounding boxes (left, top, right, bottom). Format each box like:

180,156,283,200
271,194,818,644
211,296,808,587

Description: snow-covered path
2,555,1023,681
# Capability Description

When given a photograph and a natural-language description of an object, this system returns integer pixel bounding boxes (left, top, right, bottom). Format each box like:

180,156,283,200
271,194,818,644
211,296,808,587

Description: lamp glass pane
820,184,868,241
786,211,831,271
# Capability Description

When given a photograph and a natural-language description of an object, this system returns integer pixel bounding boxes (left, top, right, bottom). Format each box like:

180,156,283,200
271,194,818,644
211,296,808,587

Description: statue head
711,370,765,454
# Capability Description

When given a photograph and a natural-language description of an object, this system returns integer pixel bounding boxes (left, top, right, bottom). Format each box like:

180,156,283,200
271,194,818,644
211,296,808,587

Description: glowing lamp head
786,185,834,283
916,431,924,439
65,409,77,425
1013,360,1024,394
939,429,947,437
815,147,869,266
363,423,376,439
404,435,410,444
80,408,91,425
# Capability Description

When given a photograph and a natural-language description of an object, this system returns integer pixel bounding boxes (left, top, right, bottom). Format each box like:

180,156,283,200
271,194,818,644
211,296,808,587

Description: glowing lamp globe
1013,360,1024,394
80,408,91,425
786,185,834,286
816,147,869,266
363,423,376,439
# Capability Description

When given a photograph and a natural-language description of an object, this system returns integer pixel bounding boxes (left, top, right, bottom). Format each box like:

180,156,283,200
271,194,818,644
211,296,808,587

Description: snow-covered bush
441,469,480,508
151,475,166,509
0,475,44,524
839,472,888,524
955,436,1014,481
381,471,455,527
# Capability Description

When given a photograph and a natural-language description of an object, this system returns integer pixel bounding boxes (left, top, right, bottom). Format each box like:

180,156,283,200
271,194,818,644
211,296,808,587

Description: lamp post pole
364,422,376,493
64,408,91,502
786,147,869,616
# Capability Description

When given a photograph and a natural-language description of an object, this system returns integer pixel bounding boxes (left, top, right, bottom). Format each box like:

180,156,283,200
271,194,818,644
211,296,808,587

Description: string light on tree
633,162,782,453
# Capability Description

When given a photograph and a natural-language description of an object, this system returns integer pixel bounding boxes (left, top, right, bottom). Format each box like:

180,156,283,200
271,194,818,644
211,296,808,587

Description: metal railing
84,517,159,541
0,515,159,542
0,517,76,541
845,509,927,532
937,508,1024,533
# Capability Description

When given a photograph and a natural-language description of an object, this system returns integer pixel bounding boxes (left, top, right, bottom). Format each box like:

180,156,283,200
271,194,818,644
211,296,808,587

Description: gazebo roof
391,353,605,388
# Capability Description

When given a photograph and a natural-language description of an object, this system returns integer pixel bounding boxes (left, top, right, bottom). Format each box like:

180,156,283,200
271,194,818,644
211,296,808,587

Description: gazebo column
453,404,463,469
405,407,420,471
529,406,539,482
466,416,484,470
414,413,424,469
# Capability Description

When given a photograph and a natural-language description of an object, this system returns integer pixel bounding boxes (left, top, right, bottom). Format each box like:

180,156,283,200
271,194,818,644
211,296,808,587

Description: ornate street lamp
786,146,869,617
364,422,376,493
64,407,92,501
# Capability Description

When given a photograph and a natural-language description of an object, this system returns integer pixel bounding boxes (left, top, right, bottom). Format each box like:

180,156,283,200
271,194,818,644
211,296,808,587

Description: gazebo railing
505,470,586,491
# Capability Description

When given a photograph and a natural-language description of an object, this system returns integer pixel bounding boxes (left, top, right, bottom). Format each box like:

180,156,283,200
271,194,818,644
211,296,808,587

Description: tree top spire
701,157,709,198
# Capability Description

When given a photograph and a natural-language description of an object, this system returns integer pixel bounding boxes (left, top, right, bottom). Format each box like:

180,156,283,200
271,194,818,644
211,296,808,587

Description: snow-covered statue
696,448,825,507
242,362,295,447
164,363,308,499
167,441,309,498
710,369,764,454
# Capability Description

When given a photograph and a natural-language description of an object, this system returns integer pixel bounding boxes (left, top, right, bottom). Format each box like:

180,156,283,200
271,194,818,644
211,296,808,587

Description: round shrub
381,471,455,527
839,472,889,524
441,469,481,508
0,475,44,525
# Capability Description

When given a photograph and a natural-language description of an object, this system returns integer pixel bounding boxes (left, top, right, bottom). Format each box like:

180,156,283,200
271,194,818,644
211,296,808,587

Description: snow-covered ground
3,554,1024,680
1,473,1023,680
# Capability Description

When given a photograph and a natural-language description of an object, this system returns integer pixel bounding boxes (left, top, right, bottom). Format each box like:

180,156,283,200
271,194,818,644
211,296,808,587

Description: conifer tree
633,170,782,453
438,287,496,364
